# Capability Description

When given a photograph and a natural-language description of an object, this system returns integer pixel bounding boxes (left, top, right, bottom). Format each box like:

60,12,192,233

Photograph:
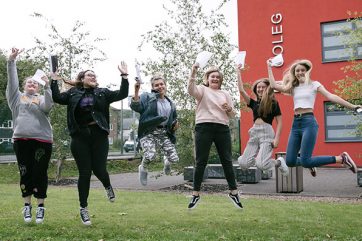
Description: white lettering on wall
271,13,284,56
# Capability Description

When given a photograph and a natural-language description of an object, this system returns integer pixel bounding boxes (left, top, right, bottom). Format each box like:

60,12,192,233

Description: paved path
88,168,362,198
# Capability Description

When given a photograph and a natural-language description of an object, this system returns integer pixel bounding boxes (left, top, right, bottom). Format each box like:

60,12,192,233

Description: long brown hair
61,70,96,88
252,78,275,118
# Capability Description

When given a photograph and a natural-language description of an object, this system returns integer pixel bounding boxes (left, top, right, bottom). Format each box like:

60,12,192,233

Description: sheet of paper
270,53,284,67
32,69,46,86
195,51,213,68
135,59,144,84
234,51,246,68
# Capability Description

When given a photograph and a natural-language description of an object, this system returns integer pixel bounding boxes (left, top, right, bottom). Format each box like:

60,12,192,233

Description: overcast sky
1,0,238,108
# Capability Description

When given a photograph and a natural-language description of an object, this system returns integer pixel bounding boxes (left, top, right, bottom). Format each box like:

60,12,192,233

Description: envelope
195,51,213,68
135,60,144,84
32,69,46,86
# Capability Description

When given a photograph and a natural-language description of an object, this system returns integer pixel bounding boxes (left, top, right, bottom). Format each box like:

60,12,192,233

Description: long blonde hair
282,59,313,94
252,78,275,118
203,66,224,89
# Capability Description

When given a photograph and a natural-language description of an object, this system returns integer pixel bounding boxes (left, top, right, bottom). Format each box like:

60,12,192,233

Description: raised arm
39,75,53,113
236,65,250,105
187,63,203,100
267,59,288,93
6,48,22,110
318,85,361,110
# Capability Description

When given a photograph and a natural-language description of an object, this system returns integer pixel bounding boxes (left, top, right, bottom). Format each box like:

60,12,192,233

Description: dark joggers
13,139,52,199
70,125,111,208
193,123,237,191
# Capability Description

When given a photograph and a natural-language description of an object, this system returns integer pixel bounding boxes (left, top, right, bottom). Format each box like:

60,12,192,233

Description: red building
237,0,362,166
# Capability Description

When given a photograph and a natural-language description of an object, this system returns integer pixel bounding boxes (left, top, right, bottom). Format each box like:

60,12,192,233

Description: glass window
324,102,362,142
321,20,362,62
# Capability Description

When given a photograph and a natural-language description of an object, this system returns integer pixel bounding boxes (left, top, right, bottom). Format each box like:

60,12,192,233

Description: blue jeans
286,115,336,168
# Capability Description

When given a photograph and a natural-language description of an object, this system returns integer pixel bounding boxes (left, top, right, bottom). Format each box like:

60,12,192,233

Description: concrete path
88,168,362,198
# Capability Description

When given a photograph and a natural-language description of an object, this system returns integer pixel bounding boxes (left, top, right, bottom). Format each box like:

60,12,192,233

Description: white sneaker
138,164,148,186
22,205,32,223
163,159,171,175
277,157,289,176
35,207,46,224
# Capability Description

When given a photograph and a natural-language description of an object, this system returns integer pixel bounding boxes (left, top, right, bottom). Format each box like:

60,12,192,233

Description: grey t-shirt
157,98,171,126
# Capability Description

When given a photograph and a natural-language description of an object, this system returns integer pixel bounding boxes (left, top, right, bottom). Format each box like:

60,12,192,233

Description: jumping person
267,59,360,176
130,74,179,186
236,66,289,176
6,48,53,224
50,62,129,225
187,63,242,210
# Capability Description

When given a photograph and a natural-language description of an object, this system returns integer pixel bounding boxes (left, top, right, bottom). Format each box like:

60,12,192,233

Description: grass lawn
0,183,361,241
1,162,362,240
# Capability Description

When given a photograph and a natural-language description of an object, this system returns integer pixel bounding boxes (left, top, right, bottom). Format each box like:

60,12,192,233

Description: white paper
195,51,213,68
356,107,362,113
234,51,246,68
135,59,144,84
270,53,284,67
32,69,46,86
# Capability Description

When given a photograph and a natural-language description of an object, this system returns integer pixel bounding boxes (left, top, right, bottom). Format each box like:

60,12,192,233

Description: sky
1,0,238,108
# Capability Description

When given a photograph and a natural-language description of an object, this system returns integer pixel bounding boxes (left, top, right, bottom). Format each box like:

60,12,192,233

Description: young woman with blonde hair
267,59,360,176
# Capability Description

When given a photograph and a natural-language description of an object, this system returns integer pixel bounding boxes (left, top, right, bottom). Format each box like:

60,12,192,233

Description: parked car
123,140,135,152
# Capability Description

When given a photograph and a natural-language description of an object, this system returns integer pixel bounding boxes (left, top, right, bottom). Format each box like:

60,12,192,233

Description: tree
334,11,362,136
24,13,107,182
138,0,240,168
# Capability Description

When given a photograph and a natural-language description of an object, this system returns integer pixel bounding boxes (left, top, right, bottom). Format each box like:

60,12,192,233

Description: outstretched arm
318,85,361,110
187,63,203,100
236,65,250,105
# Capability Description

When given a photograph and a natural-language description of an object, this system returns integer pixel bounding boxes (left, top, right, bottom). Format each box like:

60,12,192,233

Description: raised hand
118,61,128,75
9,48,24,61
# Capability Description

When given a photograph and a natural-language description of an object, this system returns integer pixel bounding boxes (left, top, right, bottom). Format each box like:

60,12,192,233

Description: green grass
0,184,361,241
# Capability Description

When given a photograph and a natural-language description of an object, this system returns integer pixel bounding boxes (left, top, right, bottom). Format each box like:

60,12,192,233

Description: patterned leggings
139,128,179,168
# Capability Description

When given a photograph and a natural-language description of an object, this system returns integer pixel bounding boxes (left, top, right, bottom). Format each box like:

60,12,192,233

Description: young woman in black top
50,62,129,225
237,66,289,176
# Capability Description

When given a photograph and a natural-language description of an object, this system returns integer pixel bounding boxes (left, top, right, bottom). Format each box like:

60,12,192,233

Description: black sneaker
105,186,115,202
35,207,45,224
341,152,357,173
228,193,243,209
22,205,32,223
188,195,200,209
80,207,91,226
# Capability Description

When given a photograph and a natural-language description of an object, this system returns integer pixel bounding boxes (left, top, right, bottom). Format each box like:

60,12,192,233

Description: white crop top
292,81,322,110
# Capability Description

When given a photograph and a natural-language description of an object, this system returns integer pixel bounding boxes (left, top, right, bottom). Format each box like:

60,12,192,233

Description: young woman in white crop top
267,59,361,177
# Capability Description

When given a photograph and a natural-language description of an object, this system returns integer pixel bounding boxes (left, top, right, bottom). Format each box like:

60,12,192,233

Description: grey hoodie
6,60,53,142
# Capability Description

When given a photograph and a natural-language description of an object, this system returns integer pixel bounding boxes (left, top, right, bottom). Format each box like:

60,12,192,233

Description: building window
324,102,362,142
108,137,113,145
321,19,362,63
110,124,113,130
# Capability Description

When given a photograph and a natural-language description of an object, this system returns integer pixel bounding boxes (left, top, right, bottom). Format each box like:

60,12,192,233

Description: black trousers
193,123,237,191
13,139,52,199
70,125,111,208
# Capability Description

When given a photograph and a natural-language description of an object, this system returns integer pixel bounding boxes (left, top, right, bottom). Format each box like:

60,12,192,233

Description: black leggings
13,139,52,199
193,123,237,192
70,125,111,208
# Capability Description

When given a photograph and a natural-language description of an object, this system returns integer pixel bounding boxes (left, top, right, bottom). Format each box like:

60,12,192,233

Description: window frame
324,101,362,142
321,19,362,63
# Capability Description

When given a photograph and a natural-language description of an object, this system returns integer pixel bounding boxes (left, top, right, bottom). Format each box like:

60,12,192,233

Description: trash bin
275,152,303,193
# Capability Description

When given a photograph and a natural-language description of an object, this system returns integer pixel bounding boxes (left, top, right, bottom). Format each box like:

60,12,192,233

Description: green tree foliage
138,0,240,167
23,13,107,181
334,11,362,136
